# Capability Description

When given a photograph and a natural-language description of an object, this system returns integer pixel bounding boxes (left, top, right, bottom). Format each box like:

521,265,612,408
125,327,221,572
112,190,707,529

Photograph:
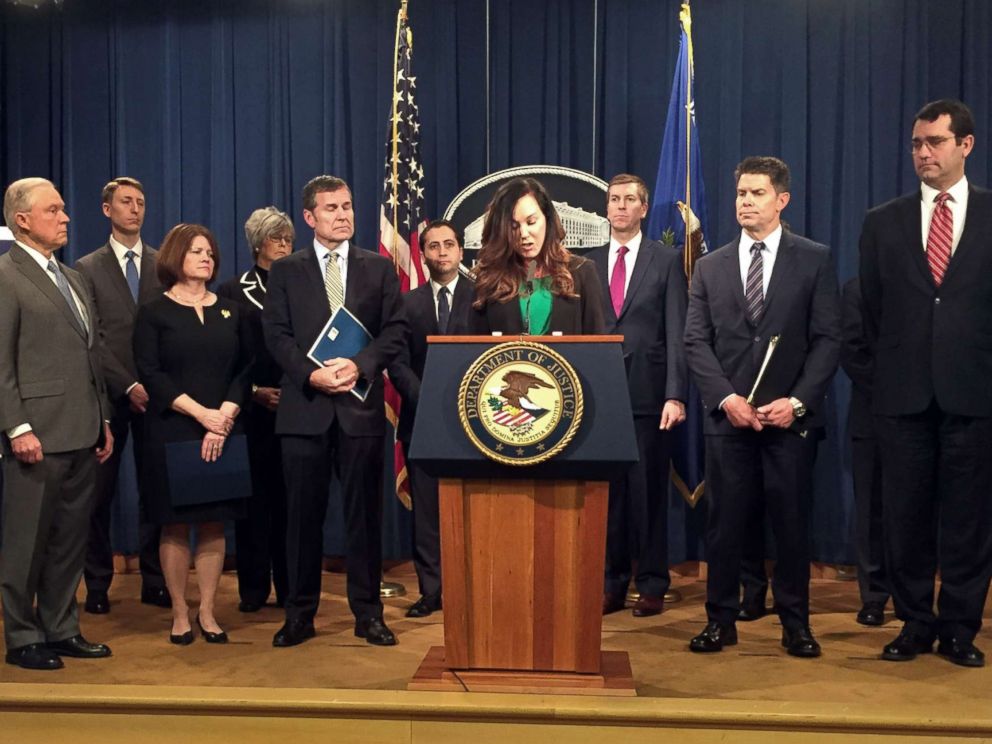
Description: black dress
133,293,253,524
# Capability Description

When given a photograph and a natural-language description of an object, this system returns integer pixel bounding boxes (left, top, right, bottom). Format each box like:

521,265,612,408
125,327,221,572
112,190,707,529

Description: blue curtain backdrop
3,0,991,563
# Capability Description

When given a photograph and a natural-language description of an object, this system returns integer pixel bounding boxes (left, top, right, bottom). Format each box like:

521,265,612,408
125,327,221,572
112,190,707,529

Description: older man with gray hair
217,206,295,612
1,177,114,670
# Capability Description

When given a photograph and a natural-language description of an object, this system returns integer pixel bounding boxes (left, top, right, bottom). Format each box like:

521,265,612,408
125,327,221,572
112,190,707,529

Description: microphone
524,260,537,294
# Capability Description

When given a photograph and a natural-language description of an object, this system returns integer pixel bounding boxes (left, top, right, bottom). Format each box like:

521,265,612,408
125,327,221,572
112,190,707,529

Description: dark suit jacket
217,266,282,390
75,242,161,401
0,243,110,452
468,255,606,335
684,231,841,435
587,238,688,416
261,244,407,437
859,186,992,417
839,278,873,439
389,277,473,443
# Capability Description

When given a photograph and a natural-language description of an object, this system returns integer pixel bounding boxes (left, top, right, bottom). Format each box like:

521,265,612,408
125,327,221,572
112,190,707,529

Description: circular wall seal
458,341,584,466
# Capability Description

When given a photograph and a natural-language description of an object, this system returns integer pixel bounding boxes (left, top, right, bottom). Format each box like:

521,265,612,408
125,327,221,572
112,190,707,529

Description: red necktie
926,192,953,286
610,245,629,317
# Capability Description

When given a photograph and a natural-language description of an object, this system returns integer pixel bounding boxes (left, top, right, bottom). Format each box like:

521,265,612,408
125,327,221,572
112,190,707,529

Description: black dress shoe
602,593,626,615
238,600,262,613
689,622,738,653
937,638,985,668
84,590,110,615
355,617,397,646
737,599,767,622
6,643,64,670
47,635,112,658
141,586,172,609
196,615,229,644
856,603,885,626
170,630,194,645
881,630,934,661
406,595,442,618
632,595,664,617
272,620,315,648
782,626,821,658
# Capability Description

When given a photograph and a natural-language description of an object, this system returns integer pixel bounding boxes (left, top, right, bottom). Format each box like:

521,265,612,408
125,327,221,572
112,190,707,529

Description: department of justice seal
458,341,583,466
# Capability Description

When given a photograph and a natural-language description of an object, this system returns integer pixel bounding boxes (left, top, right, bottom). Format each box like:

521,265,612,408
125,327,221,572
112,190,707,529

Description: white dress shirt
607,231,643,298
314,238,350,299
920,176,968,255
108,235,144,278
737,224,782,297
430,275,460,322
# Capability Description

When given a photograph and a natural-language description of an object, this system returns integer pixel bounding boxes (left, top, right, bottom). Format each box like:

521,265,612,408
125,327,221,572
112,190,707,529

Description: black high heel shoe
170,627,194,645
196,614,229,644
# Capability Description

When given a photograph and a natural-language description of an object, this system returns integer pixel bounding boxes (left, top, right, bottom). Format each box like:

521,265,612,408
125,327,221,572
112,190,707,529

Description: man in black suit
684,157,841,658
74,177,168,614
1,177,115,670
389,219,471,618
262,175,407,647
859,99,992,667
588,174,687,618
839,278,889,627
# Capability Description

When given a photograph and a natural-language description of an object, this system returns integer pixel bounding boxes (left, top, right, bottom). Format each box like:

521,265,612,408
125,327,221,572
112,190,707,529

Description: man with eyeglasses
859,99,992,668
75,177,168,615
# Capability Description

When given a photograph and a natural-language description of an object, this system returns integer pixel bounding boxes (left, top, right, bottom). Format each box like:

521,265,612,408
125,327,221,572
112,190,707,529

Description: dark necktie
926,192,952,286
125,249,140,301
47,259,86,333
437,286,450,333
609,245,629,317
745,242,764,324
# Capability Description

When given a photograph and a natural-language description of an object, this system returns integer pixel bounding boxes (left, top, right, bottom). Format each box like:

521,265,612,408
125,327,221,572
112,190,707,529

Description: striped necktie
324,252,344,312
926,192,953,286
745,242,764,324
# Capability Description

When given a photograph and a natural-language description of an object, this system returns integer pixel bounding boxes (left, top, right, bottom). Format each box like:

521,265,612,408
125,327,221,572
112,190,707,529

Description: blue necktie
125,249,140,301
47,259,86,333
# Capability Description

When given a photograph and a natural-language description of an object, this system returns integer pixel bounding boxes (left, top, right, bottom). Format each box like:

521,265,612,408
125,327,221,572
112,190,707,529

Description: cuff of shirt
125,382,139,395
718,394,735,411
6,423,32,439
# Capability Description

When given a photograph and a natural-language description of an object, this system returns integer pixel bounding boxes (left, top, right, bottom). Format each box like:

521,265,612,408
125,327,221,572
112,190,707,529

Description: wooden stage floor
2,564,991,743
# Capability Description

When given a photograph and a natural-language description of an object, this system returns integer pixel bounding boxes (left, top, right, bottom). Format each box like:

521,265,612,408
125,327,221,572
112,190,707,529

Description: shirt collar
15,240,57,271
921,175,968,205
430,274,459,299
314,238,349,263
610,231,642,254
108,235,143,262
740,224,783,254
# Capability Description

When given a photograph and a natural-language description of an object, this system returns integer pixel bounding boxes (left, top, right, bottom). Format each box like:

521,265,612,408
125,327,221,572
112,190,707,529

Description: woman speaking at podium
469,177,605,335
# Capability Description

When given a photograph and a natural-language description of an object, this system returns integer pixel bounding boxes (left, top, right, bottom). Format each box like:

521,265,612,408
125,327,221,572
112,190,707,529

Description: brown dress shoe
632,595,664,617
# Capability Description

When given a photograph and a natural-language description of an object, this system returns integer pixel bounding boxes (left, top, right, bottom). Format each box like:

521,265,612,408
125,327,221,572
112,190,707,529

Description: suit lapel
720,241,749,320
302,245,327,309
941,186,987,286
344,245,364,310
618,242,655,320
138,246,159,304
64,266,96,345
99,244,137,313
11,245,87,340
450,277,473,334
418,284,440,334
897,193,933,288
762,232,795,316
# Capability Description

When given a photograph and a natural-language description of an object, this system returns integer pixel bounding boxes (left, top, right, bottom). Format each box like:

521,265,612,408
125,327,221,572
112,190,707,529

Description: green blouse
519,277,553,335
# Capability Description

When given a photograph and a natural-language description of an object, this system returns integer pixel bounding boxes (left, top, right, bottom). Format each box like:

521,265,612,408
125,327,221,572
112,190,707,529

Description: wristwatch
251,384,259,396
788,397,806,418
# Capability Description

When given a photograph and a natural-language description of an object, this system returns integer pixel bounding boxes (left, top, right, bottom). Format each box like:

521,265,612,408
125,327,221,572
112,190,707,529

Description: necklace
168,287,208,305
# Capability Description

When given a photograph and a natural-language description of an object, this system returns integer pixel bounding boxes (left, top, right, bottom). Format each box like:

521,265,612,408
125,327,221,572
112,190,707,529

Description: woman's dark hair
156,223,220,288
472,177,576,307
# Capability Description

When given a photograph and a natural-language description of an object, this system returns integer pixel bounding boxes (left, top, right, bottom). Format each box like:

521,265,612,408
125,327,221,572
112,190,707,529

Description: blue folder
165,434,251,507
306,306,373,402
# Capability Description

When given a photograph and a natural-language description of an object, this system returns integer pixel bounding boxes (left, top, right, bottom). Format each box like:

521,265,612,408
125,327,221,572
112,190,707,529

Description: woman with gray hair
217,206,294,613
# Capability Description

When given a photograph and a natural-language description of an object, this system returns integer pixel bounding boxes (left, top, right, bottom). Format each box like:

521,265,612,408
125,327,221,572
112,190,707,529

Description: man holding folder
262,175,407,647
684,157,841,658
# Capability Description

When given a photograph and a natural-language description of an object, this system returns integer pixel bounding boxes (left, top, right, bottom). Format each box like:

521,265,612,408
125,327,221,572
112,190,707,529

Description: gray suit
75,242,163,593
0,243,110,649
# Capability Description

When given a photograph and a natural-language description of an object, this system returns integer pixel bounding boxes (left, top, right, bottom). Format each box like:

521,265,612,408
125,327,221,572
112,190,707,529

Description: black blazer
468,255,605,335
684,231,841,435
261,244,407,437
75,242,161,401
217,266,282,390
859,186,992,417
389,277,473,443
839,278,873,440
587,238,688,416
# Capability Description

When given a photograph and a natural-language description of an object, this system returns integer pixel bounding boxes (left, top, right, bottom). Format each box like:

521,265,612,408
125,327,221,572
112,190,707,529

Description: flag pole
388,0,408,274
681,2,694,280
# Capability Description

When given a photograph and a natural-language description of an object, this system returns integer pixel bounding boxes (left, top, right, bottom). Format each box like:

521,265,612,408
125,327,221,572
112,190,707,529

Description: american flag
379,1,427,509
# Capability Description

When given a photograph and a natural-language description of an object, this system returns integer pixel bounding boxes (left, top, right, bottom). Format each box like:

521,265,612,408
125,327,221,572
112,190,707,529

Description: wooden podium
407,336,638,695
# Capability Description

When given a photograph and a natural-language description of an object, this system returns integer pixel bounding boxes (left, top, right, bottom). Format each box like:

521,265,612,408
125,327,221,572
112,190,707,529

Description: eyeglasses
266,235,293,246
910,135,958,153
